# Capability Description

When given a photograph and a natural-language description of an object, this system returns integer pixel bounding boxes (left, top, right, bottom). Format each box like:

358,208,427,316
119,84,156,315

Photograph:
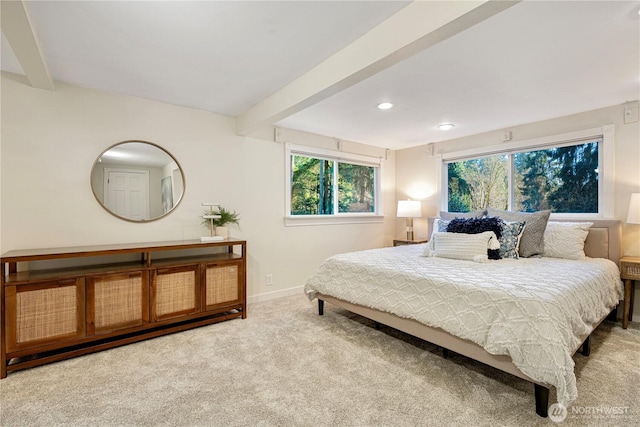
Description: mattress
304,244,623,405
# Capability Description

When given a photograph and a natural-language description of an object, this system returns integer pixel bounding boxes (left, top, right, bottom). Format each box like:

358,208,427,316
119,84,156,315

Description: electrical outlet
266,273,273,286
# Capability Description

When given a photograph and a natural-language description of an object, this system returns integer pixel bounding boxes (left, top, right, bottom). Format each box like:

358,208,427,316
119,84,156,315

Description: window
513,142,599,213
440,126,614,217
291,156,335,215
447,154,509,212
285,144,382,224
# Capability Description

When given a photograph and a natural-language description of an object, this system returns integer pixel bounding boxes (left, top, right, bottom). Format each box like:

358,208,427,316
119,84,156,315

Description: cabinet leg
318,299,324,316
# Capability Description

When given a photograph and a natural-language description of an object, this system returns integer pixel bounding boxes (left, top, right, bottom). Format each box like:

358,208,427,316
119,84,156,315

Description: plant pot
215,226,228,239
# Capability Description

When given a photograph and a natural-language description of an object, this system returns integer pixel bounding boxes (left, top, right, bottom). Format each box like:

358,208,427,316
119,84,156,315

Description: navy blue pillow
447,217,503,260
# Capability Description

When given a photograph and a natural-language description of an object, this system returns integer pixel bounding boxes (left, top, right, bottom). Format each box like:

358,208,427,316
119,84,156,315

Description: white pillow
431,219,500,248
425,231,498,263
543,222,593,260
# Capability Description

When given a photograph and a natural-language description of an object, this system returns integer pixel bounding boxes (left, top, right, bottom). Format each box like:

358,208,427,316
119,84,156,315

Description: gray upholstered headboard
427,218,621,264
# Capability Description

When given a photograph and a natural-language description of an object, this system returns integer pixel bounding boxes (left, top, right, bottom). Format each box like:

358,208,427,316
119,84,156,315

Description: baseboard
248,285,304,304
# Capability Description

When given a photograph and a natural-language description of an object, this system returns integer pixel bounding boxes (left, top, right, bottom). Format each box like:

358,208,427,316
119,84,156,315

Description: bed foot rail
318,299,324,316
534,384,549,417
580,336,591,356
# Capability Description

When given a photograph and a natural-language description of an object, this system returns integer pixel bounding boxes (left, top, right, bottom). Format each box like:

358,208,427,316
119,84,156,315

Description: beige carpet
1,294,638,426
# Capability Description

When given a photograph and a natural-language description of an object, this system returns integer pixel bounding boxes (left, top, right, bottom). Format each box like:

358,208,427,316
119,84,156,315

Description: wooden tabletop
1,238,246,262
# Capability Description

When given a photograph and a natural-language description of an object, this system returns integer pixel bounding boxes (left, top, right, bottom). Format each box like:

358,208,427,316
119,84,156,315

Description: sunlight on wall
623,225,640,256
406,183,433,200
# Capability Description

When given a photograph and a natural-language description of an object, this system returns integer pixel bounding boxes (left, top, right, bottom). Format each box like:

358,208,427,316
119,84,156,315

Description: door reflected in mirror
91,141,185,222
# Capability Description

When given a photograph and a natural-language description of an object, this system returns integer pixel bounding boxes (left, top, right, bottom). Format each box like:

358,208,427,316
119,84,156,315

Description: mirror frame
91,140,186,223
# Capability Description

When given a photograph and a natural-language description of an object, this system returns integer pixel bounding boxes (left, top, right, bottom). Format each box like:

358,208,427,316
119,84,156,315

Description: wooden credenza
0,239,246,378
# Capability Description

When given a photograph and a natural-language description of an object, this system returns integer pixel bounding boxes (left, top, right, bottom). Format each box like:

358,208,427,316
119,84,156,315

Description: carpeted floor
0,293,638,426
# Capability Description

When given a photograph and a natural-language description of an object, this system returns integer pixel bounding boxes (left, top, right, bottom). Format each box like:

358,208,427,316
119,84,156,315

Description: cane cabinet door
86,271,149,335
5,278,86,352
151,265,200,321
203,261,243,311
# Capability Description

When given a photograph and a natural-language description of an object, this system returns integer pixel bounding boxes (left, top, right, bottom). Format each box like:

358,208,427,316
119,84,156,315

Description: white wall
3,70,637,316
395,103,640,317
0,72,396,301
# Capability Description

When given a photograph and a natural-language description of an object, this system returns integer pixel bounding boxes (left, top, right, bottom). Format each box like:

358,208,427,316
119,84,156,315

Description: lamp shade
397,200,422,218
628,193,640,224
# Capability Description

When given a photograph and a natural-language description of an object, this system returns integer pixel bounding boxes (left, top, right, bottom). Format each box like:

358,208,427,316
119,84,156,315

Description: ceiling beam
236,0,520,136
1,0,54,90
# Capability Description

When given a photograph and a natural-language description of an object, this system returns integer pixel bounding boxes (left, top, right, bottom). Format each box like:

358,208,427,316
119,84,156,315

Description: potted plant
202,205,239,239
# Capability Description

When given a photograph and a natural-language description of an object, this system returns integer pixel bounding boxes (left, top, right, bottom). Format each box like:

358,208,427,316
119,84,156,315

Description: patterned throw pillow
437,219,450,232
446,217,503,260
429,219,450,244
486,208,551,258
499,221,526,259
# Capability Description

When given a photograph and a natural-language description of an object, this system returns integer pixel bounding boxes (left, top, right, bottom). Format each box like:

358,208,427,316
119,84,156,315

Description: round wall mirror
91,140,185,222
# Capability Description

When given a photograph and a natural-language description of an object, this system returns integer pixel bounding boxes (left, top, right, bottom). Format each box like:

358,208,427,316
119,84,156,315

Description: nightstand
393,239,428,246
620,256,639,329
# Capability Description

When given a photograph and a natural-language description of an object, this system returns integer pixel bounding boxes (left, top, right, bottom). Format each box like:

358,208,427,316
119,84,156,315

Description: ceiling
2,1,639,150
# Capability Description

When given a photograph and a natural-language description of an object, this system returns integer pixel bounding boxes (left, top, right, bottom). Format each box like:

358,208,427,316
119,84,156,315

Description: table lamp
397,200,422,240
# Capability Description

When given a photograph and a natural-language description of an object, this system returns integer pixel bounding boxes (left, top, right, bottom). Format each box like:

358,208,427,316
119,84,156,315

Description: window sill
284,215,384,227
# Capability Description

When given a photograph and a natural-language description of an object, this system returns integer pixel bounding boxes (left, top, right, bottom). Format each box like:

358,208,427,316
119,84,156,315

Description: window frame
284,143,384,226
437,125,615,219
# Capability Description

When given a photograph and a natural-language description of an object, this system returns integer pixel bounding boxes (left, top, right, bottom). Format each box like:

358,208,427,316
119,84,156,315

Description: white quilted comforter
304,244,623,406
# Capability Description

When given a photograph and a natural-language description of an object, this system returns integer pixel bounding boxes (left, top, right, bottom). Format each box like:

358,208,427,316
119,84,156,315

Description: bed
304,219,623,417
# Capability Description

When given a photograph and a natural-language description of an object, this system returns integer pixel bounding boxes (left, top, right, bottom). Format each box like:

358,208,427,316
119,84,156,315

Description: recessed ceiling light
437,123,455,131
377,102,394,110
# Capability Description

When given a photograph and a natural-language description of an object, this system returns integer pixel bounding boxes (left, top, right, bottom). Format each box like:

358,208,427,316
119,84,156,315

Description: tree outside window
291,155,377,216
338,163,375,213
291,156,334,215
447,140,599,213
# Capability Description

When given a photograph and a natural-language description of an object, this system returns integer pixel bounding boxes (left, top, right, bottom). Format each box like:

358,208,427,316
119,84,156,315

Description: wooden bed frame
314,219,622,418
